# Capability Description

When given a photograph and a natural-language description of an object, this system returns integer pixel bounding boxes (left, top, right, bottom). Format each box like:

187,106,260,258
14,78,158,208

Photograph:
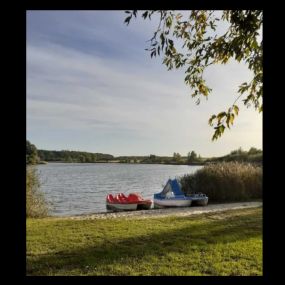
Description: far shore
35,161,206,166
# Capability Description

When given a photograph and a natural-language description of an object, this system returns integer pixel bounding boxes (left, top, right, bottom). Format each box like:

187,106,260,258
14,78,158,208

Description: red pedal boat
106,193,152,211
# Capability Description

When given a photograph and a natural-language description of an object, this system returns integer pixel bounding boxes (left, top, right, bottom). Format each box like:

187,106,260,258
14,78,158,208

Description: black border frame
7,1,276,284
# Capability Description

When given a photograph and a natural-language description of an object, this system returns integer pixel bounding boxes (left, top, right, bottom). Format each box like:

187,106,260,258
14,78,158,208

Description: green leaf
166,16,172,28
226,114,230,128
236,54,243,62
230,113,235,125
212,127,222,141
219,124,225,134
251,39,258,50
160,33,165,50
217,112,227,123
124,16,132,25
212,132,217,141
233,105,239,115
142,11,148,19
208,115,216,126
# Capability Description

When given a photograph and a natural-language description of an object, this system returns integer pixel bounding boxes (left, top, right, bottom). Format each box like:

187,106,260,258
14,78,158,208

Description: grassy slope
27,207,262,276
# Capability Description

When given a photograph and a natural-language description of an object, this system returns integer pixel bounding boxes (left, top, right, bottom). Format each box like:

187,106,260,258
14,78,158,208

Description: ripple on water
37,163,202,216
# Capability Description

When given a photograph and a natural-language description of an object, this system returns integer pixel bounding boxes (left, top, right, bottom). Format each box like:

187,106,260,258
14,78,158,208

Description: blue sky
27,11,262,157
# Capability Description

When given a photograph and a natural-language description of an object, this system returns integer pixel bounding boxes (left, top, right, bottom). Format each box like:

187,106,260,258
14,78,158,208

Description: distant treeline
116,148,262,164
206,147,262,164
37,150,114,163
26,140,262,165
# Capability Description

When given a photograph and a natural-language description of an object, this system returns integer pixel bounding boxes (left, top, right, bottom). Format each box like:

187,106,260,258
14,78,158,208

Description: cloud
27,11,262,156
27,42,190,129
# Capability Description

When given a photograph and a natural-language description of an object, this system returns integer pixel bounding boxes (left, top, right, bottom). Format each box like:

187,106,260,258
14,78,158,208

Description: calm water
37,163,203,216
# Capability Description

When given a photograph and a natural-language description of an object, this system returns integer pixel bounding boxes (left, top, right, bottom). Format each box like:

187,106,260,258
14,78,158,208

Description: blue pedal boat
153,178,193,208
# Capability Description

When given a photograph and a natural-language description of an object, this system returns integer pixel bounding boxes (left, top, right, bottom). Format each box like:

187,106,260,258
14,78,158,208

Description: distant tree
230,149,238,155
66,156,73,163
149,154,157,163
26,140,39,164
237,147,245,155
248,147,261,155
37,150,113,162
230,147,245,156
188,151,198,163
124,10,262,140
85,153,91,163
173,152,182,162
79,155,86,163
92,154,97,162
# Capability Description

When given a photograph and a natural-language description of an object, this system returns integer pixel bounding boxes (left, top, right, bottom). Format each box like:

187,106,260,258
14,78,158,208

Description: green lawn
26,207,262,276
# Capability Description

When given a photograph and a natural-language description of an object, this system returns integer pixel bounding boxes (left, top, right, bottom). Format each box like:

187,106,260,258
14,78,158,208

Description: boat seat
128,194,140,202
118,193,127,199
106,194,115,203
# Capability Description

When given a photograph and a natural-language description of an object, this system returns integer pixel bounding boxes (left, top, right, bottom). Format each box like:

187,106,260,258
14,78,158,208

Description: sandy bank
52,201,262,220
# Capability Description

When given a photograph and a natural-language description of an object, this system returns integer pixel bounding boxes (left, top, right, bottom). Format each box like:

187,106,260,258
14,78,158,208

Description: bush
26,167,50,218
179,162,262,202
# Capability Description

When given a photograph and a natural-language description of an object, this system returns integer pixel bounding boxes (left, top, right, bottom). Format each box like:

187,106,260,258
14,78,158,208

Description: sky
27,11,262,157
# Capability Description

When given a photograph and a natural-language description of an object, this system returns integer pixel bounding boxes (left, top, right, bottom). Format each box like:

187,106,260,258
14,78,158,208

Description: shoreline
36,161,206,166
49,201,262,220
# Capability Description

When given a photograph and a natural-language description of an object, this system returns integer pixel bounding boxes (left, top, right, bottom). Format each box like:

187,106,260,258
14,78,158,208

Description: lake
37,163,203,216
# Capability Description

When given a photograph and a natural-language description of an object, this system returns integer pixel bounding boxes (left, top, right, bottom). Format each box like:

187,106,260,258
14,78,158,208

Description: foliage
36,147,262,165
27,141,115,164
117,148,262,165
187,150,201,163
37,149,114,163
27,208,262,276
26,140,40,164
149,154,157,163
208,147,262,163
248,147,262,155
26,166,50,218
124,10,263,140
173,152,182,162
179,162,262,202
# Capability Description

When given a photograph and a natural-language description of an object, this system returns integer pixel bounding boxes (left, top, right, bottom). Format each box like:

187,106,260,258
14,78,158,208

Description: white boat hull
153,198,192,208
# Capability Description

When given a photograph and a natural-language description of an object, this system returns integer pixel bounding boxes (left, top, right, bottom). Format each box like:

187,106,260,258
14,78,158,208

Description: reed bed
26,166,50,218
179,162,262,202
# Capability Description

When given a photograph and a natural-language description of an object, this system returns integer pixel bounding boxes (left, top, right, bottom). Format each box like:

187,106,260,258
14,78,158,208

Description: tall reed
179,162,262,202
26,166,50,218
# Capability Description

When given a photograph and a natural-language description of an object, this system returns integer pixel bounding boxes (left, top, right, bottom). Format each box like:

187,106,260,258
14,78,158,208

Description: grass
26,207,262,276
